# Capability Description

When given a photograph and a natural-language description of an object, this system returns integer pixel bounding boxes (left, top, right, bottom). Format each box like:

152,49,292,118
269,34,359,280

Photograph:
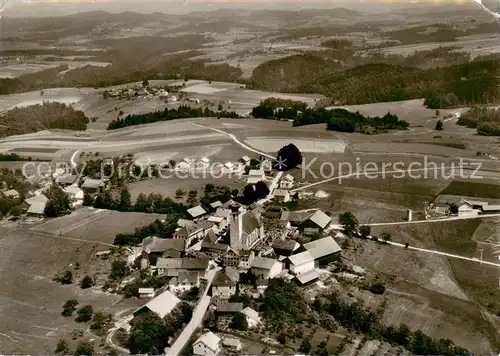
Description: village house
456,200,478,217
174,224,205,246
133,290,180,319
2,189,20,199
241,307,262,328
141,237,186,268
279,174,294,189
171,270,200,289
201,241,230,258
212,268,239,298
138,288,155,299
207,215,227,231
156,258,209,278
273,189,290,203
247,168,265,184
250,257,283,279
193,331,221,356
287,251,315,276
27,201,47,217
272,239,300,257
223,248,255,270
298,210,331,235
230,208,265,251
187,205,207,220
302,236,342,267
81,178,107,194
56,174,78,187
238,156,251,166
64,185,84,207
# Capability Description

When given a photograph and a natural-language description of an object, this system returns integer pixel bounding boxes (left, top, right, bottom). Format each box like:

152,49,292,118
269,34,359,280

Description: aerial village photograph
0,0,500,355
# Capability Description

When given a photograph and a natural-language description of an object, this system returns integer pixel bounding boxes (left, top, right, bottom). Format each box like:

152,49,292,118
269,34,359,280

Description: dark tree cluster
290,108,409,134
242,181,270,204
262,279,309,331
44,185,72,218
276,143,303,170
456,106,500,136
107,106,240,130
251,98,308,120
128,303,193,354
0,102,89,138
199,184,231,210
314,292,470,356
0,153,36,162
113,218,181,246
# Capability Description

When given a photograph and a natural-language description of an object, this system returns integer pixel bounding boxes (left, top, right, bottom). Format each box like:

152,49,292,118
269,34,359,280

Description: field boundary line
29,230,114,247
191,122,276,160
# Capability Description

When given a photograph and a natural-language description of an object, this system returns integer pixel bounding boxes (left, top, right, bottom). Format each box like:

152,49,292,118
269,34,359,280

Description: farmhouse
133,290,180,319
138,288,155,299
193,331,221,356
156,258,209,277
207,215,227,230
229,209,265,251
25,193,48,206
212,268,239,298
279,174,294,189
250,257,283,279
172,270,200,289
141,237,186,268
241,307,261,328
187,205,207,220
298,210,331,235
81,178,106,193
64,185,84,206
273,189,290,203
302,236,341,266
247,169,265,184
201,241,230,258
287,251,315,276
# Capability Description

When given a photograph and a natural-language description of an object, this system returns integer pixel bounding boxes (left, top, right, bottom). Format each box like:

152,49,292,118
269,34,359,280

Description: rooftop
143,237,186,254
210,201,223,209
212,268,239,286
194,332,221,351
241,307,261,323
81,178,105,189
305,210,331,229
272,239,300,252
56,174,77,185
27,201,46,215
303,236,341,259
295,269,320,285
273,189,289,197
216,302,243,313
187,205,207,218
135,290,180,319
250,257,279,270
288,251,314,266
25,194,48,205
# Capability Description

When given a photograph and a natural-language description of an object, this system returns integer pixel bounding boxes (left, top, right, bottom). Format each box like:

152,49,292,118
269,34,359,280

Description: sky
1,0,494,16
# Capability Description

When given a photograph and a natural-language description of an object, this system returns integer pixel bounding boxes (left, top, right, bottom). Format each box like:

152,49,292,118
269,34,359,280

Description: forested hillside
0,102,89,138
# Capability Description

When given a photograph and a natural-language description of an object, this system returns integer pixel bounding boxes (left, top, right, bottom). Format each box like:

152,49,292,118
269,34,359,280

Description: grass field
0,226,142,354
439,180,500,199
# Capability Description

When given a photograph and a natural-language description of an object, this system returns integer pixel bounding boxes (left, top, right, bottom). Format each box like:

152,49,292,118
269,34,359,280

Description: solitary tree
79,275,94,289
44,185,71,218
276,143,302,170
142,79,149,87
339,212,359,236
74,341,94,356
55,339,70,354
119,187,132,212
435,120,444,131
75,305,94,323
359,225,371,238
61,299,79,317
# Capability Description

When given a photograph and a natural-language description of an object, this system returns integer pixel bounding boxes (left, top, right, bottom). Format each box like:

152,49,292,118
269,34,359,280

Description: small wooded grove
0,102,89,138
107,106,240,130
456,106,500,136
251,102,409,134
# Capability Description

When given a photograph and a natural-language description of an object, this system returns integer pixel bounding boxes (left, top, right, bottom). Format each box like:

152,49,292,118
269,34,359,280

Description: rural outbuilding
287,251,315,276
187,205,207,219
272,239,300,256
302,236,341,266
138,288,155,299
298,210,331,235
250,257,283,279
133,290,180,319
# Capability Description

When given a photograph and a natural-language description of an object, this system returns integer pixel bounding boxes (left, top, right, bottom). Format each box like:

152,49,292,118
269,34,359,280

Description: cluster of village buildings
103,85,182,102
129,169,341,356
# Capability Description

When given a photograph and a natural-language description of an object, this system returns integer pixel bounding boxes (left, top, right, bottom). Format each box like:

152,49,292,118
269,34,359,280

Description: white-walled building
250,257,283,279
193,331,221,356
241,307,262,328
287,251,315,276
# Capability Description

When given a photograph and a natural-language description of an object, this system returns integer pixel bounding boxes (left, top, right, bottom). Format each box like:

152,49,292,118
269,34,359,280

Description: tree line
251,98,308,121
107,105,240,130
288,108,409,134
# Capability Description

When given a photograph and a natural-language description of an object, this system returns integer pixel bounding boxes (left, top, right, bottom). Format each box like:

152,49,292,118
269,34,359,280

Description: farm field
0,60,111,79
0,225,143,354
29,208,166,243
